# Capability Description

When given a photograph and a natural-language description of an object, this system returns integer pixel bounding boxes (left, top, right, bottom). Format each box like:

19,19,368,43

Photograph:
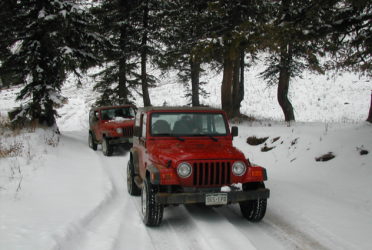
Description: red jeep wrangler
127,107,269,226
89,105,135,156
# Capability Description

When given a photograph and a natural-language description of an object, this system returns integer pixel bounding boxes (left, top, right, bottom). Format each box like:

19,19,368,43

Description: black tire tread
142,179,163,227
127,161,141,196
239,182,267,222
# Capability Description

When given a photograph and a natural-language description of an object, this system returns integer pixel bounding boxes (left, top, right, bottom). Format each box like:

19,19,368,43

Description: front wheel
127,160,141,196
239,182,267,222
102,137,113,156
88,132,97,151
141,178,163,227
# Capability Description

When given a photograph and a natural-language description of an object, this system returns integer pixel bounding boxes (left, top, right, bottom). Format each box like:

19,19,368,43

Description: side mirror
231,126,238,137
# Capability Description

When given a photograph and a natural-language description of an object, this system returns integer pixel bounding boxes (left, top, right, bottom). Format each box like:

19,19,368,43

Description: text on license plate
205,193,228,206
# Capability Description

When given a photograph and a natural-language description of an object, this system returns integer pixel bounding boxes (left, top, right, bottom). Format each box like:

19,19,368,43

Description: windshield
151,112,228,136
101,107,135,121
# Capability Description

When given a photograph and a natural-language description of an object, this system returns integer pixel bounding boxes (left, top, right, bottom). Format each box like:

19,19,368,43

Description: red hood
148,139,245,166
102,119,134,129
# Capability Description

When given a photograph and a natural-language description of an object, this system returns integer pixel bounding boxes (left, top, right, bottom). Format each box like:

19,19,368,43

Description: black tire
141,178,163,227
102,137,113,156
239,182,267,222
88,132,97,151
127,160,141,196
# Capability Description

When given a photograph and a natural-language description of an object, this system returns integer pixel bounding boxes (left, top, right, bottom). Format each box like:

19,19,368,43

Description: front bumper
155,188,270,205
108,137,133,145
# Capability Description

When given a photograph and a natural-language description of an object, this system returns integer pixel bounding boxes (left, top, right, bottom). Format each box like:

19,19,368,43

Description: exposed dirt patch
272,136,280,143
247,136,269,146
315,152,335,162
261,144,276,152
357,146,369,155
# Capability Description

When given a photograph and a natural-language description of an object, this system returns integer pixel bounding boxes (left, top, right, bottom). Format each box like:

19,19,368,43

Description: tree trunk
221,44,237,118
277,0,295,122
141,0,151,107
277,43,295,121
232,49,245,117
190,55,200,106
367,91,372,123
119,25,129,104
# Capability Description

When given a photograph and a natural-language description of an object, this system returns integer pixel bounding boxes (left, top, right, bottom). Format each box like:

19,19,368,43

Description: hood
103,119,134,129
149,140,245,166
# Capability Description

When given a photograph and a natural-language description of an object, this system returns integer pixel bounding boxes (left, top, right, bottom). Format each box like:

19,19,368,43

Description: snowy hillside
1,66,372,250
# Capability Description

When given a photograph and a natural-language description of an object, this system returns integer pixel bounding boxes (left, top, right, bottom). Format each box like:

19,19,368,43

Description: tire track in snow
53,133,126,250
217,204,350,250
53,131,333,250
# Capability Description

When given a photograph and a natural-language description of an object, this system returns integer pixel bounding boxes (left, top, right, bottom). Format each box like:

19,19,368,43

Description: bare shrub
0,140,23,158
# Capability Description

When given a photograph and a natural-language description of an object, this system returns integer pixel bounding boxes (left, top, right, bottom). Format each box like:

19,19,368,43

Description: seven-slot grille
192,161,232,186
122,127,133,137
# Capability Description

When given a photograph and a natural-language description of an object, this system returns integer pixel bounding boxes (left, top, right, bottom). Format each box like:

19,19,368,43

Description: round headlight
177,162,192,178
116,128,123,134
232,161,246,176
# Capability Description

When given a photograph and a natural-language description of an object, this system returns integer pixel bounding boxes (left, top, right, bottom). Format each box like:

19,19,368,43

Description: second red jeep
89,105,135,156
127,107,269,226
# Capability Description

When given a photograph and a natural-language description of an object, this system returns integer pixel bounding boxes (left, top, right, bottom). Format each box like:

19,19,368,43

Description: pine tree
157,0,211,107
92,0,137,106
0,0,23,89
260,0,330,122
92,0,159,107
202,0,269,117
2,0,105,127
325,0,372,76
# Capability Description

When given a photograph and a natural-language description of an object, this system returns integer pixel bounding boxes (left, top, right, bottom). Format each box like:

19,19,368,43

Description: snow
1,64,372,250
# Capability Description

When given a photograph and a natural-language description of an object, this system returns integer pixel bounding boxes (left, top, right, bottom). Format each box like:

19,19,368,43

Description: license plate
205,193,228,206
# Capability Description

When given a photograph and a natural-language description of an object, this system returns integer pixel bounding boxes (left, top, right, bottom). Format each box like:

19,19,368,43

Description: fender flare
130,149,140,175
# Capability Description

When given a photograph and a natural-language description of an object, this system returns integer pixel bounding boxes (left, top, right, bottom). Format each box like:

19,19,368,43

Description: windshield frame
149,111,229,138
100,106,135,121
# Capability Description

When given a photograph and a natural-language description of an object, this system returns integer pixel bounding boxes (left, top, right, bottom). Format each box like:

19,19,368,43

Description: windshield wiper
194,133,218,142
174,135,185,141
154,133,185,141
208,135,218,142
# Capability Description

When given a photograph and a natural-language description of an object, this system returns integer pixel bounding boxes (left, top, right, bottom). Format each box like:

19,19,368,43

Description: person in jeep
89,105,135,156
127,107,270,226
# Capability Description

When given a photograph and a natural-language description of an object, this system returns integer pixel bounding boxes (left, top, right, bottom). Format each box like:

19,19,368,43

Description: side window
141,113,147,138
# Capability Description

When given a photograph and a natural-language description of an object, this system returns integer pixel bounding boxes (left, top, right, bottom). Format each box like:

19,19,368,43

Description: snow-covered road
47,125,371,250
53,132,278,250
2,123,371,250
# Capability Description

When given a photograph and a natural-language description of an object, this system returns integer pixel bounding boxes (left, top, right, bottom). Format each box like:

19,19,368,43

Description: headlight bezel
177,162,192,178
232,161,247,176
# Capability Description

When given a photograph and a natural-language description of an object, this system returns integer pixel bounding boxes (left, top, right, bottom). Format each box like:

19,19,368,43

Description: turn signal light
251,170,262,177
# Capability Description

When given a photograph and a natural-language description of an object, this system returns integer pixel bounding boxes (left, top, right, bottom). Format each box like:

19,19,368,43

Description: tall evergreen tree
260,0,331,121
203,0,269,117
325,0,372,75
157,0,211,107
93,0,159,107
92,0,140,106
0,0,23,89
2,0,105,127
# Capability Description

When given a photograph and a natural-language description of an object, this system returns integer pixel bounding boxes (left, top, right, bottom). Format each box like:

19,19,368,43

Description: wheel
88,132,97,151
141,178,163,227
239,182,267,222
127,160,141,196
102,137,113,156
